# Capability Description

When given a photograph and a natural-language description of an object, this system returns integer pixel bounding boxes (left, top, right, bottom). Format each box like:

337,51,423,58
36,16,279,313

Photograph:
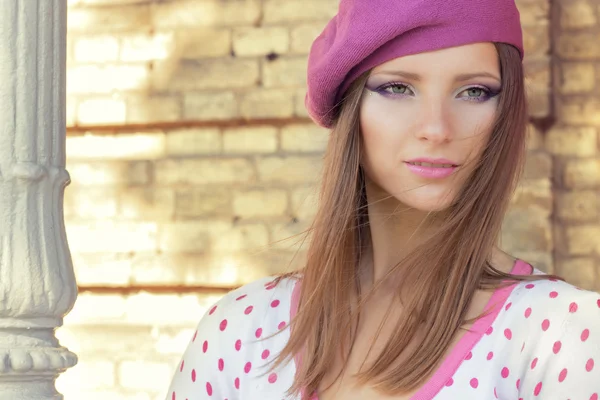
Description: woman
166,0,600,399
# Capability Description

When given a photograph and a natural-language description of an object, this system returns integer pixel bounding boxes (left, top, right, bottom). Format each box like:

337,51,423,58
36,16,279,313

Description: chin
395,191,457,213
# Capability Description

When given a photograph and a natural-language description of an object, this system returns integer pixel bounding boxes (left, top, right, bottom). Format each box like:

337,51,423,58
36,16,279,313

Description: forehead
370,43,500,77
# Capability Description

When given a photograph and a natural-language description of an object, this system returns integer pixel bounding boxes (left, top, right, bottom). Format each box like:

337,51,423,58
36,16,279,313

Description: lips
404,158,460,179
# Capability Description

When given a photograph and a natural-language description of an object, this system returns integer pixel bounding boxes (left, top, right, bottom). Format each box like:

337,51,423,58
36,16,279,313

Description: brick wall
551,0,600,288
56,0,598,399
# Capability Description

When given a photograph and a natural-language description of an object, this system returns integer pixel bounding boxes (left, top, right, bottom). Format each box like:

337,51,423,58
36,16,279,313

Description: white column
0,1,78,399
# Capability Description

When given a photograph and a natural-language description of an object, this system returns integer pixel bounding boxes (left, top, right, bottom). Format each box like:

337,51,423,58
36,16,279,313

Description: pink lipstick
405,158,459,179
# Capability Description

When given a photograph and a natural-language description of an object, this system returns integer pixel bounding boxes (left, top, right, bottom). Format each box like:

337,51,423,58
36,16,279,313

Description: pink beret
305,0,524,128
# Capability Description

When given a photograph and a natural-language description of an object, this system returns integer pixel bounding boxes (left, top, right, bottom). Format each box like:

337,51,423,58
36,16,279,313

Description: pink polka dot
191,369,196,382
534,382,542,396
559,368,567,382
445,377,454,387
504,328,512,340
525,307,532,318
236,294,247,301
192,330,198,342
470,378,479,388
582,329,590,342
265,283,276,290
268,373,278,383
549,291,558,298
244,362,252,373
206,382,213,396
591,394,598,400
487,351,494,360
521,342,525,353
235,339,242,351
271,299,280,308
486,326,493,335
203,340,208,353
278,321,286,330
501,367,510,378
172,392,176,400
494,387,498,398
542,319,550,331
218,358,224,371
235,377,240,389
597,299,600,308
525,284,535,289
180,360,185,372
569,302,578,313
553,341,562,354
209,305,217,315
262,349,270,359
465,351,472,360
255,328,262,338
531,357,538,369
505,302,512,311
516,379,521,390
219,319,228,331
587,358,595,372
244,306,253,315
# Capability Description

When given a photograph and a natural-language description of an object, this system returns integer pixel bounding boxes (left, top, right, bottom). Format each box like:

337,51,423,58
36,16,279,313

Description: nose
415,100,452,144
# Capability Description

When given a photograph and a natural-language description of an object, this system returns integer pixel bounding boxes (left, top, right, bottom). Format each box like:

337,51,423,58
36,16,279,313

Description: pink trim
290,259,532,399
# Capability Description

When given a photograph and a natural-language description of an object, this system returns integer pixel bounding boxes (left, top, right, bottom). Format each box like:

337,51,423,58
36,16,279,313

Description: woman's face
359,43,501,212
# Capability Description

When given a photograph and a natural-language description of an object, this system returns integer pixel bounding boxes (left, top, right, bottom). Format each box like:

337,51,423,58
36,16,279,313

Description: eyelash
374,82,499,102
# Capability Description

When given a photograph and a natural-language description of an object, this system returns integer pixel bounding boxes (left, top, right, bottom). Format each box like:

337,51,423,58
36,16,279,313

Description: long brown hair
263,43,563,399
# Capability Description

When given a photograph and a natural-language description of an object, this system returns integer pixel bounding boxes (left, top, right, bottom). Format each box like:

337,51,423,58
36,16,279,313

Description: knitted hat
305,0,524,128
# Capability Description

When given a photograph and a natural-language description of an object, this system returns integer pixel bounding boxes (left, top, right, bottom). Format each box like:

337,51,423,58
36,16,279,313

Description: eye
460,87,489,99
382,83,412,95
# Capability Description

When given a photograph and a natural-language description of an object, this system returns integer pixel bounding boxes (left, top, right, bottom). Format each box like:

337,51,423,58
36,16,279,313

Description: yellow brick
501,208,552,252
166,59,259,91
177,28,231,59
66,221,157,253
64,294,127,324
257,156,323,184
66,95,77,127
183,91,238,121
545,126,597,156
523,152,551,180
155,159,255,185
564,159,600,188
165,128,221,156
57,360,115,390
263,57,308,88
557,97,600,126
233,189,288,218
124,293,207,325
175,188,231,218
119,188,175,221
522,26,550,58
63,187,118,219
77,97,126,125
517,1,549,26
510,251,553,274
291,22,329,54
526,124,543,150
240,88,295,119
556,190,598,221
565,226,600,255
73,35,119,63
70,252,131,286
68,4,151,32
233,27,289,56
269,220,312,251
152,0,261,28
560,0,597,29
556,258,597,290
557,33,600,59
223,126,278,154
524,58,551,118
559,62,596,94
263,0,338,23
119,361,172,391
295,88,310,118
120,32,174,62
291,186,319,220
126,94,181,123
68,161,149,186
509,179,552,216
68,65,150,94
212,224,270,252
281,124,328,152
66,132,166,160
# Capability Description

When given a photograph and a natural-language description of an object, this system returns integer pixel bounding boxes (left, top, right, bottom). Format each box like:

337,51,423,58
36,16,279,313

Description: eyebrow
372,70,501,83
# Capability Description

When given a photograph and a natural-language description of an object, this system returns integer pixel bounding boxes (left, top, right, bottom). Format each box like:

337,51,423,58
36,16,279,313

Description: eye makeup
365,81,502,102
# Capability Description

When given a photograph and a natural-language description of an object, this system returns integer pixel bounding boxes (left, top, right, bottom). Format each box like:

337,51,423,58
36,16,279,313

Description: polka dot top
166,260,600,399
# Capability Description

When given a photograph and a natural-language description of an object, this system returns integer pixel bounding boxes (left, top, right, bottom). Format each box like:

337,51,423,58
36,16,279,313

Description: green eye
466,88,484,97
390,85,408,94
